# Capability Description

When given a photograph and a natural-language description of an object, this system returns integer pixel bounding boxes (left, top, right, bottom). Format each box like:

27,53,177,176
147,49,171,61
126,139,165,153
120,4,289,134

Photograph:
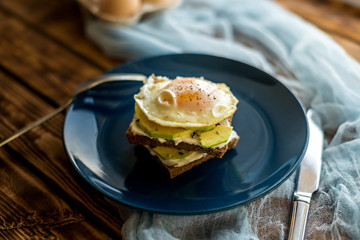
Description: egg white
134,75,238,128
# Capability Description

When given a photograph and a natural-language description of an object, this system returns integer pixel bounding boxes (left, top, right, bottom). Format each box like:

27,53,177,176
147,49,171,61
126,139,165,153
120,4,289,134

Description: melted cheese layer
145,146,206,167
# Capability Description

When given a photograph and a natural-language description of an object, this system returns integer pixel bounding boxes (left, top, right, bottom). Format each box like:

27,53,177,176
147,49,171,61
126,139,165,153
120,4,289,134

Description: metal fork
0,73,146,147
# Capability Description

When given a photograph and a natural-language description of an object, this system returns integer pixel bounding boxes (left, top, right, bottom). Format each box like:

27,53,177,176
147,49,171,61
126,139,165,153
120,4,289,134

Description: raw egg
99,0,142,18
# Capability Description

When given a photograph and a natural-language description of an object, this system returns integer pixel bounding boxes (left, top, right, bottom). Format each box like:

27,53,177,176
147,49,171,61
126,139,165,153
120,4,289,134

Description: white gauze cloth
85,0,360,239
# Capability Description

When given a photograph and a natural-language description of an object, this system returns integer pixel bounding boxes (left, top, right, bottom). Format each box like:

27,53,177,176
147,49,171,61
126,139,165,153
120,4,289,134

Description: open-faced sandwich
126,75,239,178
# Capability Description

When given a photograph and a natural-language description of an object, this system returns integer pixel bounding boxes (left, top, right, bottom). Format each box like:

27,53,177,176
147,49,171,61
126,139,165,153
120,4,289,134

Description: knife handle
288,197,311,240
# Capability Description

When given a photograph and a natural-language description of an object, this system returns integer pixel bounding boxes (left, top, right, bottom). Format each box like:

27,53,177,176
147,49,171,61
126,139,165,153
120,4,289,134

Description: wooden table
0,0,359,239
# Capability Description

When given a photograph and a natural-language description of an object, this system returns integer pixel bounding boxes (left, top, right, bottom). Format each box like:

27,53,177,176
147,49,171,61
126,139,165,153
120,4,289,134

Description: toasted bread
145,137,239,178
126,127,238,158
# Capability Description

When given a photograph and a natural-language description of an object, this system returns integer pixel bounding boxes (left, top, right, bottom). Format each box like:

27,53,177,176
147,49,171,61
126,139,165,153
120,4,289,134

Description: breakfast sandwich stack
126,75,239,178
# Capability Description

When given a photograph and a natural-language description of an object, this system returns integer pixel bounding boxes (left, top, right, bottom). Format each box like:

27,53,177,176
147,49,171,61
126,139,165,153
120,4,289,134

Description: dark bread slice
126,127,238,158
148,136,239,178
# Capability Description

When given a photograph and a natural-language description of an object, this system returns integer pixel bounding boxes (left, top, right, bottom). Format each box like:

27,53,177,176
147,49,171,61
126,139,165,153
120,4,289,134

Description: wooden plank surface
0,149,112,240
276,0,360,61
0,0,122,70
0,71,124,238
0,9,100,104
277,0,360,43
0,1,126,238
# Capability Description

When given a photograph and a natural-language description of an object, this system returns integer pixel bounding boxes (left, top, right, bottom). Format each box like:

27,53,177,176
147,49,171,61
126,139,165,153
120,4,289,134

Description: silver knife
288,109,324,240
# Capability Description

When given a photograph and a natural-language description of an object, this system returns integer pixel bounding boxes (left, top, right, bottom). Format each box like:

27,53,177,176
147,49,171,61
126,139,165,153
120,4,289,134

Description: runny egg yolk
162,77,220,112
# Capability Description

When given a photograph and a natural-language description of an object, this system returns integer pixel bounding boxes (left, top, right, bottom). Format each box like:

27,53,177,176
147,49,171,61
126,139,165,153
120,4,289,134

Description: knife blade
288,109,324,240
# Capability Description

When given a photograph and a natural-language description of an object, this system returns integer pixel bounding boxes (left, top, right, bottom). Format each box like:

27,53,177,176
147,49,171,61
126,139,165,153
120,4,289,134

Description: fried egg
134,75,238,128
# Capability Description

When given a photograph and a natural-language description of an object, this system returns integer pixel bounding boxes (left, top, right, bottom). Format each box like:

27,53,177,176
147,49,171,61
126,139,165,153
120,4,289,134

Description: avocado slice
152,146,192,160
199,125,233,148
134,104,192,139
186,124,216,131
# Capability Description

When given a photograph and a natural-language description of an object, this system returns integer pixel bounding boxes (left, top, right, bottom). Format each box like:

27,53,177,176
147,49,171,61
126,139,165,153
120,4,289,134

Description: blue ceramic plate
63,54,308,214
